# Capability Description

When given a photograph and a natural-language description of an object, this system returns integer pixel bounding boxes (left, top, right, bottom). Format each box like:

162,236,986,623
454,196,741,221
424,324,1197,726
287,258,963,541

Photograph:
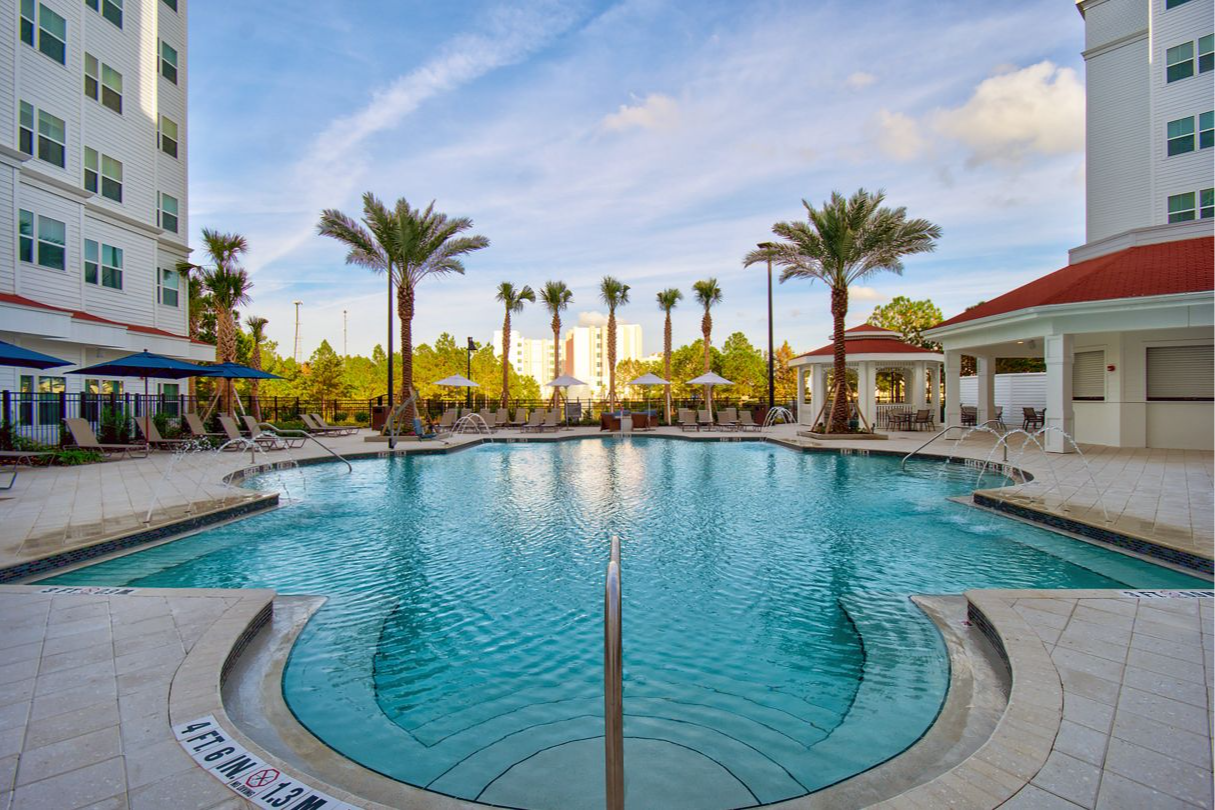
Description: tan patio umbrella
686,371,734,420
626,372,670,424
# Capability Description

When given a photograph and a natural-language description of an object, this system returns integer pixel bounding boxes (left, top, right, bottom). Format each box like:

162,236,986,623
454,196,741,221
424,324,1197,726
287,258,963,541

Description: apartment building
562,322,643,399
0,0,208,405
492,329,556,389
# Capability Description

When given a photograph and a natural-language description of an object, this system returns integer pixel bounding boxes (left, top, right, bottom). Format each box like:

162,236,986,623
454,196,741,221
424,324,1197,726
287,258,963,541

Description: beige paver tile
1002,783,1086,808
1051,719,1109,768
1094,772,1200,810
1111,709,1212,770
16,726,121,787
1030,750,1102,807
1104,737,1214,807
25,701,120,750
10,756,126,809
1116,686,1210,736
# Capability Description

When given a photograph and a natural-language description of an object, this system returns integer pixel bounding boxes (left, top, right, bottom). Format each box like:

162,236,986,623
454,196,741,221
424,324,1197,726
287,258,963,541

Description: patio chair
134,416,194,451
1022,407,1044,432
435,410,458,433
716,407,741,431
0,449,53,491
509,408,528,428
217,415,280,451
243,416,307,449
677,409,699,431
479,408,495,427
887,410,914,431
697,409,714,429
184,412,223,439
308,414,358,436
912,409,935,431
539,410,560,432
960,406,977,426
994,406,1007,432
738,410,761,431
63,418,148,459
495,408,510,428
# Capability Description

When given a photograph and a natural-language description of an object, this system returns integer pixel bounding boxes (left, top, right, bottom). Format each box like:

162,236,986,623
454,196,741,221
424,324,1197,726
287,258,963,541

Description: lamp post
757,242,776,408
386,276,394,449
466,337,475,408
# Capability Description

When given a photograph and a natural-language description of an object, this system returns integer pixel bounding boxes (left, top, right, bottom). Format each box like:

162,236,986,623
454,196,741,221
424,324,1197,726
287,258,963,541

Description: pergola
789,325,943,430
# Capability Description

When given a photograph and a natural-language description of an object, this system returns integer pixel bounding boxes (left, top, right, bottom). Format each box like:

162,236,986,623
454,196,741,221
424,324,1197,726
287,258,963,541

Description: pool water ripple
42,438,1208,810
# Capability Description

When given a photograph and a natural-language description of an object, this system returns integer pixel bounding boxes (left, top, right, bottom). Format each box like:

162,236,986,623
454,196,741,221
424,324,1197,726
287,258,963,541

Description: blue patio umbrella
199,362,282,380
0,339,70,370
67,351,209,417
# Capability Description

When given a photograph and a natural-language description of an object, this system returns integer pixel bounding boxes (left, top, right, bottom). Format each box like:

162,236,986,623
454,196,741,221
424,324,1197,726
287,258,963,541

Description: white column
855,362,874,430
797,366,809,425
811,364,828,427
976,355,996,425
1044,333,1075,453
909,362,926,411
944,350,962,430
930,363,941,409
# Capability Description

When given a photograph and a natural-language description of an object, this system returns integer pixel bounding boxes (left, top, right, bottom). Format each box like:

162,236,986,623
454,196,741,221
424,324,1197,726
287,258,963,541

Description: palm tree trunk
217,309,236,415
251,343,262,421
551,315,562,408
501,311,511,408
663,312,672,423
702,312,712,413
398,281,415,422
829,285,850,433
607,309,617,410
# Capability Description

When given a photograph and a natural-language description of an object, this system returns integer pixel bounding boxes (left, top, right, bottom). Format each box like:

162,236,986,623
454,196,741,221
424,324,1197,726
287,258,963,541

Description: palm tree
178,230,251,415
599,277,630,410
745,188,941,433
318,193,489,421
495,282,535,407
540,281,573,405
246,315,268,420
692,278,723,410
656,288,682,423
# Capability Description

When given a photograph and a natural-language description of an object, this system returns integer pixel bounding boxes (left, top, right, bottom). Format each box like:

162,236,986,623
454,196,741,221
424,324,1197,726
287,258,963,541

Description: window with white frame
160,41,178,84
84,53,99,100
1167,116,1195,156
85,0,122,29
1200,111,1213,150
101,63,123,114
1200,35,1214,73
1166,0,1194,8
18,102,34,156
84,147,98,193
158,268,179,307
160,116,178,158
161,0,177,10
18,210,34,263
1147,346,1214,401
36,215,66,271
1072,351,1105,401
84,239,99,284
83,240,123,289
85,149,123,202
21,1,66,64
1202,188,1214,219
158,192,178,232
1167,42,1194,82
38,108,65,167
1168,191,1196,222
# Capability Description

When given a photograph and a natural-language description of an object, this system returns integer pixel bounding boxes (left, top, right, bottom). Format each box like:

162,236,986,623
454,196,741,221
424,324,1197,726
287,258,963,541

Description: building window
37,215,66,271
84,239,98,283
1167,116,1195,156
1166,0,1194,8
100,154,122,202
1202,188,1214,219
102,244,123,289
158,192,178,232
1201,35,1214,73
1167,42,1194,82
84,147,98,193
84,53,99,100
1072,351,1105,401
83,55,122,114
160,116,178,158
1168,191,1197,222
161,0,177,10
160,41,178,84
85,0,123,29
159,268,179,307
20,375,65,426
1200,111,1213,150
1147,345,1214,401
18,210,34,262
22,2,66,64
30,108,66,167
18,102,33,155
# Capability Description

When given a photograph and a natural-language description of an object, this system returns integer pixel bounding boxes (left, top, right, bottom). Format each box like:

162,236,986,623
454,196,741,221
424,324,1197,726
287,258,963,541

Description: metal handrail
386,388,420,449
604,535,623,810
254,423,353,473
899,419,1007,472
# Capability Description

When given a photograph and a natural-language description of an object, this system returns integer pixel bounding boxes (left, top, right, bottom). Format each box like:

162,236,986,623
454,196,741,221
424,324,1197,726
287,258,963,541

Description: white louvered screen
1147,345,1215,401
1072,350,1105,401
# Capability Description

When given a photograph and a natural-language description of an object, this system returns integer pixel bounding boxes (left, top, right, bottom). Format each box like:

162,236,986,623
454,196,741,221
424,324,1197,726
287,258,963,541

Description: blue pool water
42,439,1207,809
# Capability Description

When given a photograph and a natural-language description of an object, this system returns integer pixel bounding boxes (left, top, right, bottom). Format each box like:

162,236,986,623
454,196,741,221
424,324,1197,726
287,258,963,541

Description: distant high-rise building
562,322,643,399
492,330,555,388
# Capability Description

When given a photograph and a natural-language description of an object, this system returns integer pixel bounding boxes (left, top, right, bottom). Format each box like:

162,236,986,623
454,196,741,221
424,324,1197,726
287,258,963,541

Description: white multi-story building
1083,0,1213,240
0,0,208,410
562,322,643,399
492,329,555,389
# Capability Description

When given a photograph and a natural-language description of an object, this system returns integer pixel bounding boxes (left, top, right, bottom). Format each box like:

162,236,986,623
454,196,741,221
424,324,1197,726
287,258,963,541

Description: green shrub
99,406,132,444
353,411,369,425
0,422,49,452
53,448,104,465
152,411,175,438
332,411,348,423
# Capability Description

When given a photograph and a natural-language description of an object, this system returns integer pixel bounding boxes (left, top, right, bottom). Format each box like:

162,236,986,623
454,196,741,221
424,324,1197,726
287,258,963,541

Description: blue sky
188,0,1088,359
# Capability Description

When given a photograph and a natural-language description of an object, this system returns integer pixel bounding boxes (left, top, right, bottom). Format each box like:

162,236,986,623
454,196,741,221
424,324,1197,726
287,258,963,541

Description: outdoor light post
386,275,394,449
466,337,475,408
758,242,776,408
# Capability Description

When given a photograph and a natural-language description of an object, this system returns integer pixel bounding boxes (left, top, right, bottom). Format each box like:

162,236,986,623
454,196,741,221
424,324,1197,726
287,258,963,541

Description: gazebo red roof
934,236,1214,329
795,323,938,359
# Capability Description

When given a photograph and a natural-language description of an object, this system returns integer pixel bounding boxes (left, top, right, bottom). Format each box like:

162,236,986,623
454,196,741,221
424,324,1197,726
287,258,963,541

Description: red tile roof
0,292,210,345
798,338,938,358
845,323,896,333
935,237,1214,329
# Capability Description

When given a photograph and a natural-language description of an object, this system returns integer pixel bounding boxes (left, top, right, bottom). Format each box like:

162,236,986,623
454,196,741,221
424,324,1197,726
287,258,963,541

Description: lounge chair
0,449,53,490
64,418,148,459
243,416,306,449
510,408,528,428
435,410,458,433
716,407,740,431
1022,407,1044,432
697,409,714,430
738,411,761,431
478,408,496,428
412,418,438,440
301,413,354,436
184,412,223,439
495,408,510,428
677,409,699,431
134,417,194,450
217,415,280,451
520,410,545,433
308,414,358,436
542,410,560,432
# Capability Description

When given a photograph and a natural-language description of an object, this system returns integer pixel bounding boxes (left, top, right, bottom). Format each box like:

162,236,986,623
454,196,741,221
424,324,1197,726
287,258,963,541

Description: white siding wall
17,181,84,310
959,373,1048,425
0,163,15,294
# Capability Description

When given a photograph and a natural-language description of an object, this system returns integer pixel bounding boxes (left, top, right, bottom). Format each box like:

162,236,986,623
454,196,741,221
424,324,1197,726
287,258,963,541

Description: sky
187,0,1088,360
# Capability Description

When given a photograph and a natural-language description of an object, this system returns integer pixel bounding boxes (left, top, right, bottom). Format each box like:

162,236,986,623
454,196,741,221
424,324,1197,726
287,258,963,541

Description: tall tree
599,276,630,410
305,340,348,402
692,278,723,409
866,296,943,350
245,315,268,420
318,193,488,421
540,281,573,404
495,282,535,407
178,229,251,415
656,288,683,422
746,189,940,433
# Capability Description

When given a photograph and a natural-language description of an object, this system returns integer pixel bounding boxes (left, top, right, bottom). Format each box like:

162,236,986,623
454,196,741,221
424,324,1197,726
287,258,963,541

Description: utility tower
343,309,348,356
293,300,303,362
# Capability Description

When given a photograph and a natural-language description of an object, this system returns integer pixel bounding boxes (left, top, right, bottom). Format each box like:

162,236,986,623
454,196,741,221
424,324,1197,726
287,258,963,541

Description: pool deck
0,425,1210,809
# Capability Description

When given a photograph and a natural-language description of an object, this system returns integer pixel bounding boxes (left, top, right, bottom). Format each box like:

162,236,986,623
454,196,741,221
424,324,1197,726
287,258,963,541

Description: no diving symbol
245,768,279,789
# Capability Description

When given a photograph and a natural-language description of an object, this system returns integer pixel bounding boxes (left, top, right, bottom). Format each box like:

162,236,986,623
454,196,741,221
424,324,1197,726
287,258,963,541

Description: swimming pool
42,439,1208,809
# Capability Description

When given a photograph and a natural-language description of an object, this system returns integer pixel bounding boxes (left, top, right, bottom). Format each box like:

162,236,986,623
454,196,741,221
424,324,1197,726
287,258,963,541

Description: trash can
371,405,389,431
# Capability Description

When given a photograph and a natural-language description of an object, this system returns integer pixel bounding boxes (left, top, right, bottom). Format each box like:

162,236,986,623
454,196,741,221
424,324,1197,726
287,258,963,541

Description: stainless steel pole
604,535,623,810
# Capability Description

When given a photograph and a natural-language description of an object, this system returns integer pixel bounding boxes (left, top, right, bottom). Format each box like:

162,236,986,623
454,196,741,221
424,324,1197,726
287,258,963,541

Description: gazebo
789,325,944,430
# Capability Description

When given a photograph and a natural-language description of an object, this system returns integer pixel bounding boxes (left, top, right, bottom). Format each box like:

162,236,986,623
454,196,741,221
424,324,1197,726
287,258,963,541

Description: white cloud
845,71,876,89
875,109,927,161
850,286,887,302
933,61,1083,166
578,311,609,327
601,93,679,132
